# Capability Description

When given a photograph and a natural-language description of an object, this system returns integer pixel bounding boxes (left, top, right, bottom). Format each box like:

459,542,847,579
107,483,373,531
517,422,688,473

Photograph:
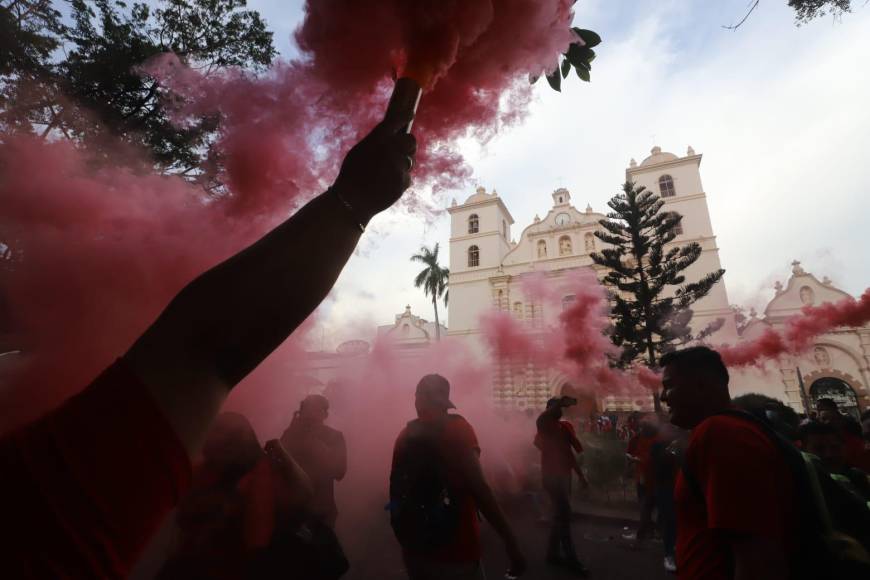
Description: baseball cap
546,395,578,409
415,374,456,410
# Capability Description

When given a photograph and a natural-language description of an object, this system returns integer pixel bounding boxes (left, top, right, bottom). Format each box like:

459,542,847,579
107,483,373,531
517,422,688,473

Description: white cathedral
300,146,870,420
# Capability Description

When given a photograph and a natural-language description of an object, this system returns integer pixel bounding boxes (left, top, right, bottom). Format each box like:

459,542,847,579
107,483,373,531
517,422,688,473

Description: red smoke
719,288,870,367
480,270,660,397
148,0,579,201
1,1,585,427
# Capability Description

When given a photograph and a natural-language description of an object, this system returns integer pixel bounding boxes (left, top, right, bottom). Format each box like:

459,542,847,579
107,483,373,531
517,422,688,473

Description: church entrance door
809,377,860,421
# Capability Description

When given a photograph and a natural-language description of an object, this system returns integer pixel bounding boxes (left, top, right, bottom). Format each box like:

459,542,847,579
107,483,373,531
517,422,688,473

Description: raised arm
126,115,416,456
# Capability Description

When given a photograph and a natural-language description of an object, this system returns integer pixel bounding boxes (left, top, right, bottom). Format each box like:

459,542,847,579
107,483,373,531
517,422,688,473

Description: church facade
291,146,869,419
445,146,870,417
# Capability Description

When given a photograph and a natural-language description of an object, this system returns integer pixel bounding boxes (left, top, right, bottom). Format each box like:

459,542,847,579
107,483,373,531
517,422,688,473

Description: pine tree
591,181,725,410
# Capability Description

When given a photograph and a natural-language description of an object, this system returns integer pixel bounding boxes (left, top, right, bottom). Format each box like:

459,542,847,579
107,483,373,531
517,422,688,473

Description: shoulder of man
321,425,345,442
689,413,782,464
444,413,479,449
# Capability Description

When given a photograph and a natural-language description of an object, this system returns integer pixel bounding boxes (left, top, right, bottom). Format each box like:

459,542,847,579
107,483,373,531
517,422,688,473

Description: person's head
544,395,577,419
816,398,841,425
817,398,838,413
800,421,847,471
732,393,801,441
202,412,262,475
660,346,730,429
297,394,330,425
414,374,455,418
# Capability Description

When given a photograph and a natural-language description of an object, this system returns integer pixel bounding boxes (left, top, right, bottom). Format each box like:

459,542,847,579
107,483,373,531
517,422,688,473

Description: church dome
639,145,678,167
464,186,496,204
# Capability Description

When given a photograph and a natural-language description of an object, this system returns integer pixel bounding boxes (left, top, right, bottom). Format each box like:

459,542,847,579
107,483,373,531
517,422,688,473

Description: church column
778,366,807,413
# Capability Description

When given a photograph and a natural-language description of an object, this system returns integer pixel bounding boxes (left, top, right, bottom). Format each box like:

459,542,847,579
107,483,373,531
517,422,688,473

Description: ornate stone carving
791,260,806,276
813,346,831,368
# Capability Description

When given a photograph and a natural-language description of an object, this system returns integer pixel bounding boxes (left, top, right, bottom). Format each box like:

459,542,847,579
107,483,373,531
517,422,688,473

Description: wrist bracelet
330,187,366,233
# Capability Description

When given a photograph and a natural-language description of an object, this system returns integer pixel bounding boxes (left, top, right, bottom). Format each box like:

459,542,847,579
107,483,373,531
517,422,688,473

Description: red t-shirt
843,431,870,473
392,414,481,563
535,419,583,478
627,433,656,486
0,359,192,578
675,415,796,580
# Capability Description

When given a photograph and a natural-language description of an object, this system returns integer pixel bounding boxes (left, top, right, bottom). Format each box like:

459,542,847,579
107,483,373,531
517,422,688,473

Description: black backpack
388,415,463,550
681,410,870,579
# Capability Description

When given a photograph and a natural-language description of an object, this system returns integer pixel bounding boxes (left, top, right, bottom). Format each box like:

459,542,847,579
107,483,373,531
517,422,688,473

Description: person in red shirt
280,394,347,527
157,414,314,579
660,346,795,580
624,417,658,549
0,105,417,578
390,374,525,580
817,398,870,473
534,396,588,577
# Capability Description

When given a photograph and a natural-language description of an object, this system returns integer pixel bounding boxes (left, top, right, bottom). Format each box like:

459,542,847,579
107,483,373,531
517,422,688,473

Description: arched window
537,240,547,258
468,245,480,267
659,174,676,198
502,220,508,240
559,235,573,256
468,214,479,234
584,233,595,252
562,295,576,311
513,301,524,319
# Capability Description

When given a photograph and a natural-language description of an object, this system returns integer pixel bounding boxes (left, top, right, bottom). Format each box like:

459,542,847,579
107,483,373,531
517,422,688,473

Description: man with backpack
660,347,796,579
389,374,526,580
661,346,870,579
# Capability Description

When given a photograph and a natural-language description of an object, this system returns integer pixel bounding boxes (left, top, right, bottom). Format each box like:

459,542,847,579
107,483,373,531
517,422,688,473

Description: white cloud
251,1,870,344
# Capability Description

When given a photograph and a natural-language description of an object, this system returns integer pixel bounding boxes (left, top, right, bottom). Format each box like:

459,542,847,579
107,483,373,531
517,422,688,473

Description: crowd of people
1,103,870,580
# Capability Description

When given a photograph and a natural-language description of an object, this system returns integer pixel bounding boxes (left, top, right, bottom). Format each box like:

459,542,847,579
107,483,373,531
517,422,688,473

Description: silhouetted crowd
1,107,869,580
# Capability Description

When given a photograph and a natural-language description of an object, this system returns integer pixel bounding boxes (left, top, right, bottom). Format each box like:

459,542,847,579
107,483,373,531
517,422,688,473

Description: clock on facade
555,212,571,226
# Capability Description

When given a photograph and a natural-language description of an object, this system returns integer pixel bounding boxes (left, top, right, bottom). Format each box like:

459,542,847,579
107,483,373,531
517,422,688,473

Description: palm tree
411,243,449,341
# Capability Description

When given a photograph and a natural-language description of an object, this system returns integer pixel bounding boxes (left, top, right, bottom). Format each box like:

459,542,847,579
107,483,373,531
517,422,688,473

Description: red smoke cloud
480,270,660,396
0,1,584,427
719,288,870,367
217,336,533,578
148,0,579,202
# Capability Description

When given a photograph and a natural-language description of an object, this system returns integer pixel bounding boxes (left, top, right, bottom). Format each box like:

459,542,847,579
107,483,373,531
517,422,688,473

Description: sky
245,0,870,349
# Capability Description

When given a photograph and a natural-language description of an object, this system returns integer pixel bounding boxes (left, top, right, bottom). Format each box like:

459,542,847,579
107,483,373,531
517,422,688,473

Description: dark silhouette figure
281,394,347,527
390,374,525,580
535,396,588,577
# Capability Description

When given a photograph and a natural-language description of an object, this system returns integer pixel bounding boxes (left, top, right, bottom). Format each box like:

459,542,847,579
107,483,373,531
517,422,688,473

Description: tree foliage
591,182,725,407
411,243,449,341
533,26,601,92
0,1,66,136
789,0,853,23
0,0,275,187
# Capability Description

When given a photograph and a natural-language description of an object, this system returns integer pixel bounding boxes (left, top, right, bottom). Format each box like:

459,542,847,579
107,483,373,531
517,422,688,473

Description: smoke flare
0,1,583,426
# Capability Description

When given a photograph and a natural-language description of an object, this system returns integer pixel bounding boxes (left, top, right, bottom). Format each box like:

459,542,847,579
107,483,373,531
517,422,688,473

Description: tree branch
723,0,760,30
